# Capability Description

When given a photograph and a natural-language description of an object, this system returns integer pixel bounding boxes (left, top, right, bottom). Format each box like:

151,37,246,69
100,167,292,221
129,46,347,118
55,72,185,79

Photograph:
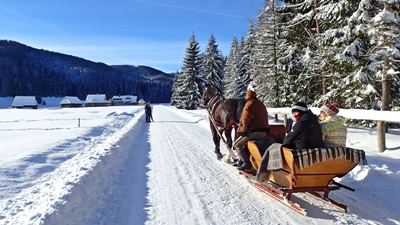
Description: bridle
201,86,239,126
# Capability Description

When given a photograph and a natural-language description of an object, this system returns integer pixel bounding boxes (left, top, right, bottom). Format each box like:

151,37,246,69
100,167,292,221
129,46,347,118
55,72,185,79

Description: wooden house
111,95,138,105
12,96,38,109
60,96,83,108
85,94,110,107
138,99,146,105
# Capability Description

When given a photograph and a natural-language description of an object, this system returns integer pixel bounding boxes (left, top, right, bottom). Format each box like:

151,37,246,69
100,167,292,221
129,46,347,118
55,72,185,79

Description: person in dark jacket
283,102,324,149
234,89,270,171
145,102,153,123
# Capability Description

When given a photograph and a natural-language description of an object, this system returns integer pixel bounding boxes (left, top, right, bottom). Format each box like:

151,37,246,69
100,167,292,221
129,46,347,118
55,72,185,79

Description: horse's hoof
216,153,223,160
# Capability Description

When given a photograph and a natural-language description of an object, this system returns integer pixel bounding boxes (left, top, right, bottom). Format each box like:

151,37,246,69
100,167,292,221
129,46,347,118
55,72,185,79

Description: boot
232,159,244,167
237,148,252,165
237,163,253,172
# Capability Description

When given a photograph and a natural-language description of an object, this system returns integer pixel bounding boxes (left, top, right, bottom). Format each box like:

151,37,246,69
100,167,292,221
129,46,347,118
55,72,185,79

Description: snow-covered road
46,105,384,225
145,105,298,225
1,105,399,225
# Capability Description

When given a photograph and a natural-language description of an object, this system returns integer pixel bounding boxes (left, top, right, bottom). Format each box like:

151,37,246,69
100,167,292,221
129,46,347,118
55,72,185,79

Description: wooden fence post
78,118,80,128
377,120,386,152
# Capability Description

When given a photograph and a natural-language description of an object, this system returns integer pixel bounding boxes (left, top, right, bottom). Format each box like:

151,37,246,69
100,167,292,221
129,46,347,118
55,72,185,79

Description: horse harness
204,93,240,132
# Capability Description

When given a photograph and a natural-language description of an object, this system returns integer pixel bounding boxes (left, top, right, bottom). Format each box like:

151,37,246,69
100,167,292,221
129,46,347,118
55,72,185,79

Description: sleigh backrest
248,142,366,189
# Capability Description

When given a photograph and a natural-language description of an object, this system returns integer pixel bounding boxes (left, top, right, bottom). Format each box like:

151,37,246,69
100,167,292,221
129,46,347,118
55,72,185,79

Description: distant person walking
145,102,153,123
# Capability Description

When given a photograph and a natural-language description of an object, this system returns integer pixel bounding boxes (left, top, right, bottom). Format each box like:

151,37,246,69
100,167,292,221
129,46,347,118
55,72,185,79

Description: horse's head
201,84,220,109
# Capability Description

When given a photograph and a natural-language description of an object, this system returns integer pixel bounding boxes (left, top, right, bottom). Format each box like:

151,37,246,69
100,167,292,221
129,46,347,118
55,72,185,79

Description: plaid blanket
291,146,368,169
257,145,368,176
257,143,284,174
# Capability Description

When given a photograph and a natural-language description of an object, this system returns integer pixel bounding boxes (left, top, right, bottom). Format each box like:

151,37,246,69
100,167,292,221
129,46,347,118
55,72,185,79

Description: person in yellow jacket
319,103,347,147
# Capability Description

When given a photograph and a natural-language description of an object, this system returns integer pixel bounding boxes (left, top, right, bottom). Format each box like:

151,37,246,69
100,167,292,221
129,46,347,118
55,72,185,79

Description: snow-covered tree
170,71,183,106
251,0,285,107
174,34,202,109
223,37,242,98
197,52,207,94
370,0,400,111
237,24,256,98
202,34,224,91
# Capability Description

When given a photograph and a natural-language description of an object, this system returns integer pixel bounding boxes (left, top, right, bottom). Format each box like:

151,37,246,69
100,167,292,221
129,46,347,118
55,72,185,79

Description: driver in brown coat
234,88,269,171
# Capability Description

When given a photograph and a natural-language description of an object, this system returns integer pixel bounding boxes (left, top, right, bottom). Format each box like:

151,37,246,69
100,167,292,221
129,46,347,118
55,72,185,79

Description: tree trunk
378,59,391,152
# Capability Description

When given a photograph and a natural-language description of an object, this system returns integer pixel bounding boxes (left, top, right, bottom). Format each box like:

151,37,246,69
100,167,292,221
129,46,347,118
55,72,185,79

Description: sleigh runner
239,125,367,215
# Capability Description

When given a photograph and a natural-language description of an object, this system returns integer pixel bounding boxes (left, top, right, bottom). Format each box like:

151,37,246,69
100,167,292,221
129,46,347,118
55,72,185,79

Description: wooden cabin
12,96,38,109
84,94,110,107
111,95,137,106
60,96,83,108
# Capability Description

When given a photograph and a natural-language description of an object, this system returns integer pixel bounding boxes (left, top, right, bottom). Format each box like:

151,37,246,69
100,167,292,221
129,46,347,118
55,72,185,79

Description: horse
201,84,244,161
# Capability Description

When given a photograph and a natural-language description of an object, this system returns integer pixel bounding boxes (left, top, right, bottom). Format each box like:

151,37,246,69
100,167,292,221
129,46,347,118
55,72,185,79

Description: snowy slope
0,105,399,225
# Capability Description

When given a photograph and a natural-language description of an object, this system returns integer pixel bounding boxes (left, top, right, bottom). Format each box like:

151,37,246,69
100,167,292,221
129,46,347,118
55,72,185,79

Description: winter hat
247,81,256,91
320,102,339,116
291,102,308,113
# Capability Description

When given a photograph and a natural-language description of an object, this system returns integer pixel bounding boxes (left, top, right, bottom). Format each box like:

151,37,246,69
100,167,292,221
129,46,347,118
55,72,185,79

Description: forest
0,40,174,103
172,0,400,116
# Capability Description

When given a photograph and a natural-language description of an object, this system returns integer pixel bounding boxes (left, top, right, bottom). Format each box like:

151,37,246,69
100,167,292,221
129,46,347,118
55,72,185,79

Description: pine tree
202,34,224,91
197,53,207,94
174,34,202,110
252,0,285,107
223,37,242,98
370,0,400,110
237,25,255,98
170,71,183,106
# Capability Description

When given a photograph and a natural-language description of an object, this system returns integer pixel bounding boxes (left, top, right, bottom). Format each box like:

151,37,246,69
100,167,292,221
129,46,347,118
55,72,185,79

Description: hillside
0,40,174,103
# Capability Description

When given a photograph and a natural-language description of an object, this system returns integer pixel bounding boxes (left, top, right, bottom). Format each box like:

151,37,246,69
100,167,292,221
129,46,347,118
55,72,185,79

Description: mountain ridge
0,40,174,103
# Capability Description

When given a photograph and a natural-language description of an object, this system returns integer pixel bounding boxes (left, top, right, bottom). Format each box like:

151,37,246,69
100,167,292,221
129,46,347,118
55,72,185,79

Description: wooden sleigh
239,124,367,215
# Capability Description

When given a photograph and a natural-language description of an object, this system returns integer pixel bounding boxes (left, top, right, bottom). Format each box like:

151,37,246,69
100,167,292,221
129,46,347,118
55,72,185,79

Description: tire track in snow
147,111,212,225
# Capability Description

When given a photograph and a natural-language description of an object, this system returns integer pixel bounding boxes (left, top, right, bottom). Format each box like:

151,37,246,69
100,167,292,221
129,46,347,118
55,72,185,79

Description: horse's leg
209,122,223,159
223,127,234,163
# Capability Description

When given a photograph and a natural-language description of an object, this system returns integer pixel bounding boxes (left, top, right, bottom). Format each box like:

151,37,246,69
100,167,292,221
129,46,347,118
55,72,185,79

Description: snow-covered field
0,105,399,225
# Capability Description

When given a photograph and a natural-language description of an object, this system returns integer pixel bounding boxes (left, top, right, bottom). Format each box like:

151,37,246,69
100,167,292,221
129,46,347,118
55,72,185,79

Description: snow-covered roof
122,95,137,102
60,96,82,105
138,99,146,104
85,94,108,103
12,96,38,107
112,95,137,102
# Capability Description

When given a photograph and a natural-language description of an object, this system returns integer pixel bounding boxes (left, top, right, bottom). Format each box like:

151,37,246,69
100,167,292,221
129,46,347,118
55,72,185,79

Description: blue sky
0,0,264,73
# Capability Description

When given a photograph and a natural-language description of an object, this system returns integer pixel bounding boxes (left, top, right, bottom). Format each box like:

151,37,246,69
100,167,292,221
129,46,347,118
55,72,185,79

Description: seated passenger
283,102,324,149
319,102,347,147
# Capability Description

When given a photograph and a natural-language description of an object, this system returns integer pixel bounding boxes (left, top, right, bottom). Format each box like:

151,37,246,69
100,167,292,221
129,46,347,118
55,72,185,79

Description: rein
202,88,239,160
203,92,239,127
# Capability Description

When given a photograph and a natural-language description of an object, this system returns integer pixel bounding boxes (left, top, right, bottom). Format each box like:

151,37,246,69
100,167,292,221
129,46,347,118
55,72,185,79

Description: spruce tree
223,37,241,98
370,0,400,110
238,25,255,98
171,71,183,106
251,0,284,107
203,34,224,91
174,34,202,109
